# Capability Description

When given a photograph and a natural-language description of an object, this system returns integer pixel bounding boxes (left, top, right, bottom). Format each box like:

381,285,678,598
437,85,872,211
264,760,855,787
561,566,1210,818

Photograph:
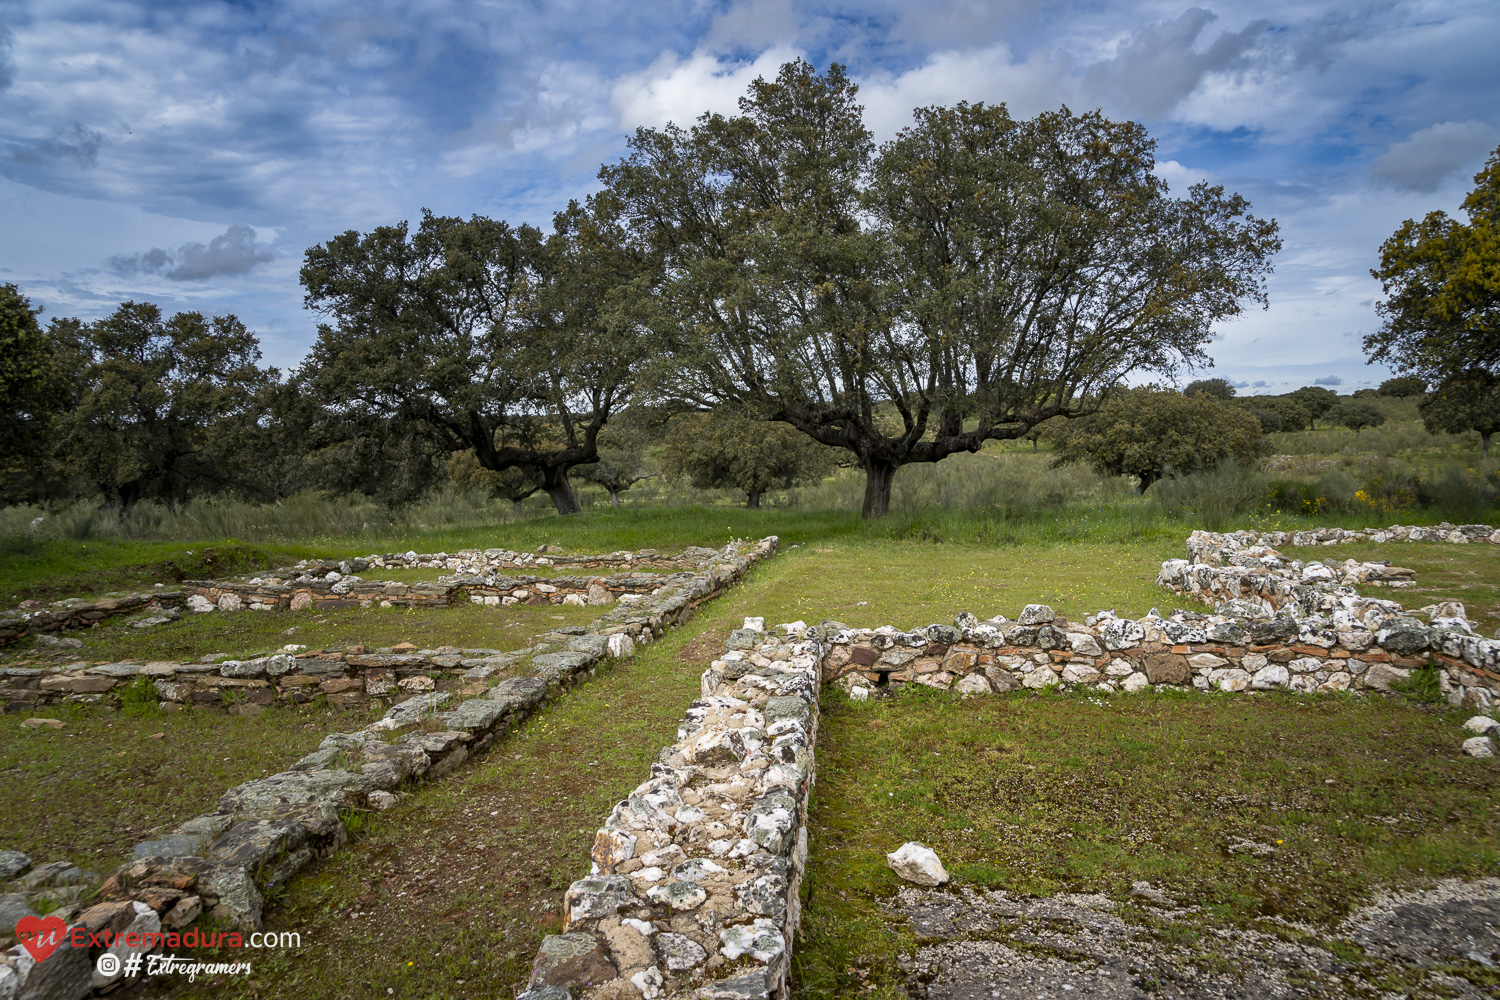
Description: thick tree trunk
1482,431,1492,457
746,488,763,508
609,489,621,508
860,458,899,519
539,466,582,516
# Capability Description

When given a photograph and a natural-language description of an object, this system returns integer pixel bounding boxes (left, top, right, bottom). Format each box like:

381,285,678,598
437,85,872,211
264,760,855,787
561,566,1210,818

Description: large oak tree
602,60,1280,516
1367,145,1500,381
299,201,654,515
52,302,276,509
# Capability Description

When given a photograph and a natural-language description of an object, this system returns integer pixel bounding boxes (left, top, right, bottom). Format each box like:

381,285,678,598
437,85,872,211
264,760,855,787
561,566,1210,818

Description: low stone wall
181,569,665,614
818,602,1500,710
0,544,740,647
4,642,593,716
0,591,184,647
1186,523,1499,557
519,620,820,1000
0,539,779,1000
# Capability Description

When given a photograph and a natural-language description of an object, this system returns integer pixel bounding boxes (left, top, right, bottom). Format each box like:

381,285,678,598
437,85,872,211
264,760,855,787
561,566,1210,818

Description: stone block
1144,653,1189,685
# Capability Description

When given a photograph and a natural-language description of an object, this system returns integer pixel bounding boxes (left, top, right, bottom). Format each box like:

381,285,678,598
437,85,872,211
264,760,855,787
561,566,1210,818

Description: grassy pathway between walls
1,599,605,666
0,701,375,876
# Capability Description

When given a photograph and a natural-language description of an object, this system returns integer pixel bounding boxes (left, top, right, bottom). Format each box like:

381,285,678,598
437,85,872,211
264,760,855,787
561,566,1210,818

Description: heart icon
15,915,67,963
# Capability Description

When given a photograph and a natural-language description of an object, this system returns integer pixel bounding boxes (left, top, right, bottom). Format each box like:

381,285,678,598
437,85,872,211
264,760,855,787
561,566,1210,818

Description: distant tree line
9,63,1492,518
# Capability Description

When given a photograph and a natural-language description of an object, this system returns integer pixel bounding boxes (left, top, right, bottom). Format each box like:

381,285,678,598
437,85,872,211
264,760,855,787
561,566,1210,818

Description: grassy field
99,533,1489,998
148,539,1189,999
795,688,1499,999
2,472,1497,999
1,599,604,665
0,700,373,876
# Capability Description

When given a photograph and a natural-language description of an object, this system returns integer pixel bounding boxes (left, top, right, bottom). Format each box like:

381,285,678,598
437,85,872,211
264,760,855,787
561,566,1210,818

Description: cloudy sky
2,0,1496,392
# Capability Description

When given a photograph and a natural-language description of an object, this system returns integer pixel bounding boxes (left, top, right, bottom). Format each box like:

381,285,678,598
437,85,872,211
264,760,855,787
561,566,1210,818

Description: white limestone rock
1461,736,1495,758
887,841,949,886
1462,715,1498,734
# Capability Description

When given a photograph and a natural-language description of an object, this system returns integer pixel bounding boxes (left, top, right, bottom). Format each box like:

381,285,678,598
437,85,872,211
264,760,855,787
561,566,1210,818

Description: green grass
5,488,1484,609
1,600,606,665
150,539,1220,999
3,494,1495,999
794,688,1500,999
0,701,368,875
1286,540,1500,636
0,538,316,607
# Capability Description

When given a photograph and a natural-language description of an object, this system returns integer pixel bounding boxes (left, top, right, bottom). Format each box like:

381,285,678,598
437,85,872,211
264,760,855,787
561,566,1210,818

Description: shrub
1329,401,1387,435
1153,459,1266,530
1420,465,1495,523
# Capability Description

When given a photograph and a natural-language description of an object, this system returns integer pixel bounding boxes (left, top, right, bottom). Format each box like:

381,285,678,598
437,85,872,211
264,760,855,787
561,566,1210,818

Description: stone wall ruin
0,539,780,1000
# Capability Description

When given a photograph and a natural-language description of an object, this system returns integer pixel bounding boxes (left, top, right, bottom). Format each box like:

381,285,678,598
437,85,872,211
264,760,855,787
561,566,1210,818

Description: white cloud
109,224,277,281
1083,8,1268,119
857,44,1074,138
706,0,800,52
1371,120,1498,192
611,46,804,130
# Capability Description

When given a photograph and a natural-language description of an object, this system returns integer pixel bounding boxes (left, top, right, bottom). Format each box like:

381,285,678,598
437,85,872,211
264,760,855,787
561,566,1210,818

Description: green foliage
1287,385,1340,425
1050,387,1267,492
120,675,161,717
1419,369,1500,455
1378,376,1428,397
603,62,1280,517
50,302,276,510
575,407,661,507
662,412,837,507
1366,145,1500,381
299,202,656,516
1248,395,1312,431
1392,656,1444,705
0,284,59,504
1245,406,1284,432
1422,465,1495,523
1183,377,1237,399
1329,400,1387,434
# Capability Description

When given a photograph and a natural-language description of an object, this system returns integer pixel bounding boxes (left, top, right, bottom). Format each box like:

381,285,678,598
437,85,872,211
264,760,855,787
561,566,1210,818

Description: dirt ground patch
896,878,1500,999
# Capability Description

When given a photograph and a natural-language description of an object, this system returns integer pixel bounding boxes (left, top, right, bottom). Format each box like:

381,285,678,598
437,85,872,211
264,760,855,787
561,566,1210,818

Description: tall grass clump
1152,460,1266,530
1422,465,1496,523
3,488,538,545
799,449,1126,520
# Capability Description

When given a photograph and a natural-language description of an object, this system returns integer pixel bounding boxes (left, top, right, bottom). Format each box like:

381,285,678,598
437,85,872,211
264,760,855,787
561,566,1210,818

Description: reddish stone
850,646,879,666
136,887,185,913
1144,653,1190,685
